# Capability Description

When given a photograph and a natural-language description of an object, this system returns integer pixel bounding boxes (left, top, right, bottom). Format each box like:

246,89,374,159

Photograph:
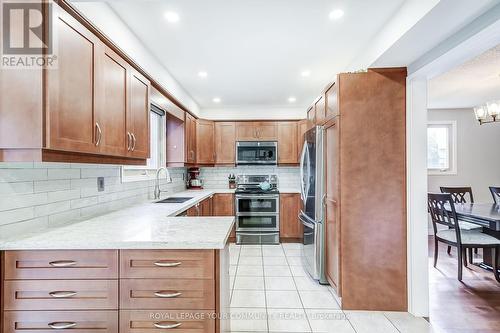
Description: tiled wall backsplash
0,163,186,239
200,166,300,189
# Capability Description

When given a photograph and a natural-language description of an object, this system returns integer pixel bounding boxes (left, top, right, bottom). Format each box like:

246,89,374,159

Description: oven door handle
236,195,279,199
237,232,279,236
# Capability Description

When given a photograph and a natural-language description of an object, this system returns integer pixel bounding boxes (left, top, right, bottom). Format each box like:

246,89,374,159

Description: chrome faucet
154,167,172,200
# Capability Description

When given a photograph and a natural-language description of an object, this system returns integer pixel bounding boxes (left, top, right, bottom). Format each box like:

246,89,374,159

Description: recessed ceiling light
329,9,344,20
213,97,221,103
164,11,180,23
301,70,311,77
288,97,297,103
198,71,208,78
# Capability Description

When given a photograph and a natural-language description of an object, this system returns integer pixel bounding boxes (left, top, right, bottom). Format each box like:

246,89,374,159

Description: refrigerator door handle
299,141,307,203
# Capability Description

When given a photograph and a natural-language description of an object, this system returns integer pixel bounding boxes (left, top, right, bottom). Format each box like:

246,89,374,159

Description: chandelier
474,100,500,125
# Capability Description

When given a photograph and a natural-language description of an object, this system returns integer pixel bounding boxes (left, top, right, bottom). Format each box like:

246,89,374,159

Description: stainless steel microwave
236,141,278,165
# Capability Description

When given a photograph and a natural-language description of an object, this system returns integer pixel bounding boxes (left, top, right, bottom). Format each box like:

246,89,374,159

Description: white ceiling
103,0,405,109
428,44,500,109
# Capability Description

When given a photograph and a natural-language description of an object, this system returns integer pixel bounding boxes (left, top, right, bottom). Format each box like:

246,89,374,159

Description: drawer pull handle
49,260,77,267
49,291,77,298
153,322,182,329
153,261,181,267
154,291,182,298
48,322,77,329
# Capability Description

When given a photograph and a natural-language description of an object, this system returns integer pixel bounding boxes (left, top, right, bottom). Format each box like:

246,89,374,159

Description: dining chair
428,193,500,282
489,187,500,205
440,186,482,260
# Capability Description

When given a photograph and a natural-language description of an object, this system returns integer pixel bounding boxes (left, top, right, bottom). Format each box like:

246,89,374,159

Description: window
427,121,457,175
121,106,166,182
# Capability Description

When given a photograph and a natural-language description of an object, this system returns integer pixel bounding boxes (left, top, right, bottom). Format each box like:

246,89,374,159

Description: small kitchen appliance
187,167,203,189
235,174,280,244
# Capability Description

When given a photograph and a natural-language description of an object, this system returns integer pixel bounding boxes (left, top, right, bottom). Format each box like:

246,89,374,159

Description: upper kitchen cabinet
277,122,298,164
0,3,150,164
325,82,339,120
307,106,316,129
127,69,150,159
235,122,277,141
97,46,128,157
214,122,236,165
315,95,326,125
196,119,215,165
185,113,197,164
297,119,308,161
46,7,101,154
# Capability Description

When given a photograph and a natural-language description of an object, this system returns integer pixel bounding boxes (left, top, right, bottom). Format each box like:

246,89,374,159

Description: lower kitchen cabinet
187,196,213,216
3,310,119,333
279,193,302,241
1,248,228,333
212,194,235,238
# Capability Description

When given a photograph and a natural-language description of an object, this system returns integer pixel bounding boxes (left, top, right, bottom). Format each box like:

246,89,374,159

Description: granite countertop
0,189,234,250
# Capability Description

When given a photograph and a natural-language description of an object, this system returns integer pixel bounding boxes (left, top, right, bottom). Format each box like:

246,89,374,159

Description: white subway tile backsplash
34,180,71,193
0,169,47,182
0,162,187,239
48,169,81,180
0,207,35,226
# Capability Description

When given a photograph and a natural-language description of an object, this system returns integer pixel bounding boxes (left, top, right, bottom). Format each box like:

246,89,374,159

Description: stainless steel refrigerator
299,126,327,284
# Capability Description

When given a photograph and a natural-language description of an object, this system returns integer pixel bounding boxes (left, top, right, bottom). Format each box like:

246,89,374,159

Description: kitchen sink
155,197,193,204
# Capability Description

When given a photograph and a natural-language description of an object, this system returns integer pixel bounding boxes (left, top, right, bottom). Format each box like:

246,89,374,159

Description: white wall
71,2,200,115
200,107,306,120
427,108,500,202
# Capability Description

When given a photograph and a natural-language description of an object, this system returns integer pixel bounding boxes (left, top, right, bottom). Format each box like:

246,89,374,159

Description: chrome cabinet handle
154,291,182,298
49,260,77,267
49,291,77,298
48,322,77,329
153,322,182,329
153,261,182,267
131,132,137,151
95,122,102,146
127,132,132,151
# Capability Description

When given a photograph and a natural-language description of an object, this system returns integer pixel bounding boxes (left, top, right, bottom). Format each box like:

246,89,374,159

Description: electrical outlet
97,177,105,192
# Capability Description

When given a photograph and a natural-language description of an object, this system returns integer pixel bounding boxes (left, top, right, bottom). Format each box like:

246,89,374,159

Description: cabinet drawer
3,310,118,333
120,250,214,279
3,280,118,310
120,279,215,310
120,310,215,333
4,250,118,280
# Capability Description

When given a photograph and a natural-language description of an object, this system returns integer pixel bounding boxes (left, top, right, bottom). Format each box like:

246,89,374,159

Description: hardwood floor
429,236,500,333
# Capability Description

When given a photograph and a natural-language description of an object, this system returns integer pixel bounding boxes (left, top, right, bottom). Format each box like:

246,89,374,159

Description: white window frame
427,120,457,175
121,107,166,182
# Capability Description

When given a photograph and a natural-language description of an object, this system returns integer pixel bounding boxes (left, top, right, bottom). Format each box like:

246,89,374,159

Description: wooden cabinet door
186,203,200,216
46,7,101,154
196,119,215,164
201,196,213,216
185,113,197,163
278,122,298,164
127,69,150,159
307,106,316,129
315,95,326,125
325,120,340,293
214,122,236,164
213,193,235,237
325,83,339,120
297,120,308,162
96,46,128,156
256,122,277,140
236,122,257,141
279,193,302,239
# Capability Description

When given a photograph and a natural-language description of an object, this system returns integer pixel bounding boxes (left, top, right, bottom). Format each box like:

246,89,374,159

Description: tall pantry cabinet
324,68,407,311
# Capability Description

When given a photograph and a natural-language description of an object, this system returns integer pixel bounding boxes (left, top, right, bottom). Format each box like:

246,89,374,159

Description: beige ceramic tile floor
228,243,434,333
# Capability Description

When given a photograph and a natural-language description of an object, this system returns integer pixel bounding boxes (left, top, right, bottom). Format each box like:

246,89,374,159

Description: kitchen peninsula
0,190,233,333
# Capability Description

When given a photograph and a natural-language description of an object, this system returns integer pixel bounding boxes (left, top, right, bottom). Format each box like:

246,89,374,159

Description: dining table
451,203,500,272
